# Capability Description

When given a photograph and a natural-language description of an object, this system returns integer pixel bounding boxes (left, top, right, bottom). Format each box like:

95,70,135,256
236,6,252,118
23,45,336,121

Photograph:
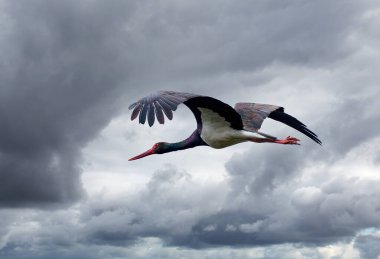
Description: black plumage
268,109,322,145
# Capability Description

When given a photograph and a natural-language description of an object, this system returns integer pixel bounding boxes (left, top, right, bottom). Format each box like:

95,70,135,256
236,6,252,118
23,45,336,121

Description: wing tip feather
269,110,322,145
129,91,200,126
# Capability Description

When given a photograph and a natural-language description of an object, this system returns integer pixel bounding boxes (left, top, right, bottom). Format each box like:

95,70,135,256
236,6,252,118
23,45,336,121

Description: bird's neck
165,130,206,153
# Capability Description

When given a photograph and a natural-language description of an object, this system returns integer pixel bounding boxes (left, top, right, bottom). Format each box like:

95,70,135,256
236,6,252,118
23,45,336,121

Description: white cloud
240,221,263,234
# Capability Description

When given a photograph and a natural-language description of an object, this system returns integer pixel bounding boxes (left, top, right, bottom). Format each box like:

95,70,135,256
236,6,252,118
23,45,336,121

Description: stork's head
129,142,168,161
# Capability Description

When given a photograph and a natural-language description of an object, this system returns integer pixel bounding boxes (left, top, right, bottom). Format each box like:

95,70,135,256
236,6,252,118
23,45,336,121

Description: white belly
202,129,248,148
198,108,260,149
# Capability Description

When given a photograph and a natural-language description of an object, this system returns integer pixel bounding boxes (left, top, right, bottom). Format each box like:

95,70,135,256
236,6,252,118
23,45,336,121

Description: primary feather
129,91,200,126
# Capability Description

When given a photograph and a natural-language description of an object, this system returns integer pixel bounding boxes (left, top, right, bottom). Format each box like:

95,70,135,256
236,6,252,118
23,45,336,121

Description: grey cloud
205,95,380,248
225,145,309,196
0,0,372,207
318,95,380,160
0,209,80,259
171,211,269,248
120,0,365,83
1,162,380,255
0,0,380,257
354,233,380,259
48,163,380,250
165,177,380,248
0,0,133,206
80,165,226,247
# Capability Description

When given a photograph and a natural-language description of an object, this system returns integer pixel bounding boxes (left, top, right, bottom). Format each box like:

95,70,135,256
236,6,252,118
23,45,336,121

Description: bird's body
128,91,321,160
198,107,258,148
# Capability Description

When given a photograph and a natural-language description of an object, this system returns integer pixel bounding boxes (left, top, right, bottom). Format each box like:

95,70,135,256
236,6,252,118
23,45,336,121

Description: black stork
128,91,321,161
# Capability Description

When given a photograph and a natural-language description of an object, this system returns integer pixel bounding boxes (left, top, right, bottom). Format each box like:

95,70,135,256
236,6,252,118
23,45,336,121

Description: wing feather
153,102,165,124
129,91,201,126
162,104,173,120
234,103,280,131
128,102,138,110
131,103,141,121
160,96,178,111
147,103,155,126
139,102,149,124
235,102,321,145
268,110,322,145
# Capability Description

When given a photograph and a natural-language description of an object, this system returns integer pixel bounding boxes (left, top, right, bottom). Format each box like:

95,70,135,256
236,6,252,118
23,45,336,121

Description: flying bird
128,91,321,160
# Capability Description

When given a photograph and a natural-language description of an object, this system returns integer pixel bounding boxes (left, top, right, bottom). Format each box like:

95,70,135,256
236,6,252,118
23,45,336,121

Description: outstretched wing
129,91,201,126
130,91,244,131
234,103,281,131
235,102,322,145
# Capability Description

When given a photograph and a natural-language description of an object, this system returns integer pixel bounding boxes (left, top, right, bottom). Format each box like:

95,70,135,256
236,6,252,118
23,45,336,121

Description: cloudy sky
1,0,380,258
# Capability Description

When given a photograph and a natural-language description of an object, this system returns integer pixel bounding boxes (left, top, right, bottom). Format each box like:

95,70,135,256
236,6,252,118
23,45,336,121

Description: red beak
129,148,154,161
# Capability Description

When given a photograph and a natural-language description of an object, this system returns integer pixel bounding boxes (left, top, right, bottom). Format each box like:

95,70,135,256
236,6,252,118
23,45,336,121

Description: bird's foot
274,136,300,145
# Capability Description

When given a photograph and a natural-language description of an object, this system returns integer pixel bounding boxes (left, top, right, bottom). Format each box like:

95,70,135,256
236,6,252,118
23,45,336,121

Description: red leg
274,136,300,145
249,136,300,145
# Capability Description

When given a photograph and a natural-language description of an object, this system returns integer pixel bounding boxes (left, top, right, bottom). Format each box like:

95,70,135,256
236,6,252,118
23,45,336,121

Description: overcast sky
1,0,380,258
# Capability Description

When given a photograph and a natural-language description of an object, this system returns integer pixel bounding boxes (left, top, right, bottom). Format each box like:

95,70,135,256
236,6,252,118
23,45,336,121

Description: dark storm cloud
2,162,380,256
0,0,133,206
115,0,364,84
1,0,379,257
0,0,361,207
